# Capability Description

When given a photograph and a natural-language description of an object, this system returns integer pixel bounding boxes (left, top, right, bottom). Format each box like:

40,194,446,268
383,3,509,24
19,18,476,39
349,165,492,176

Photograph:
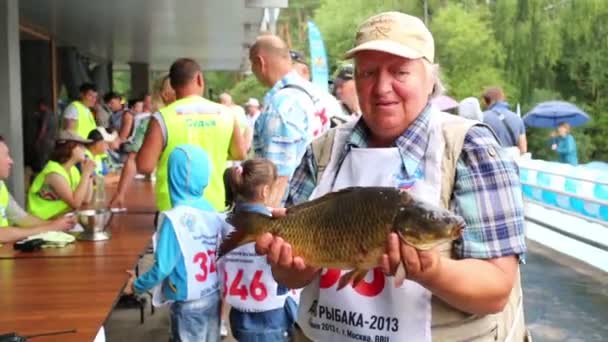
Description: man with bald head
249,35,331,207
137,58,247,212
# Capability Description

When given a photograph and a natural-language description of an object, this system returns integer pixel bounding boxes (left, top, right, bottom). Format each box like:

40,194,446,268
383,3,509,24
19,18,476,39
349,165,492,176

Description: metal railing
519,165,608,186
525,200,608,252
520,181,608,207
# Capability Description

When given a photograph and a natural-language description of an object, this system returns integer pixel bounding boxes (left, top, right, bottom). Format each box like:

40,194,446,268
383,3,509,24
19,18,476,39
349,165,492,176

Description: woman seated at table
0,135,75,243
27,131,96,220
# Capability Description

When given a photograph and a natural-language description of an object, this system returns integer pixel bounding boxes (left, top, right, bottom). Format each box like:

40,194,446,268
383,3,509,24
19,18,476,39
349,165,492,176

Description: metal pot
75,209,114,241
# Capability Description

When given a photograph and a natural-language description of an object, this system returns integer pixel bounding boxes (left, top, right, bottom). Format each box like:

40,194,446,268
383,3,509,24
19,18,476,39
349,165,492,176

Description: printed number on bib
226,269,268,302
193,250,216,282
320,268,385,297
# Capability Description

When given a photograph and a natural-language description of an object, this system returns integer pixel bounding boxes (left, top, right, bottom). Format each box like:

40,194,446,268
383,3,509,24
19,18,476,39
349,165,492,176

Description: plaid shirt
287,107,527,261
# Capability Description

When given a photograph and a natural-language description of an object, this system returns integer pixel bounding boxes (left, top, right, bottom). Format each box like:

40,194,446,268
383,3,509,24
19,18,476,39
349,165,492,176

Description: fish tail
218,211,273,258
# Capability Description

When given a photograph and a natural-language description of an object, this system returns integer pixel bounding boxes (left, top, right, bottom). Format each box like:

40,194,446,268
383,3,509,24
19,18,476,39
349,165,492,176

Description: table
0,213,155,259
105,179,158,214
0,180,159,340
0,256,137,341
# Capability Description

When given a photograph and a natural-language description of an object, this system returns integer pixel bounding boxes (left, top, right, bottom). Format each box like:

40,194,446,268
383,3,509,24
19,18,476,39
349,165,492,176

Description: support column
0,0,24,204
129,62,149,99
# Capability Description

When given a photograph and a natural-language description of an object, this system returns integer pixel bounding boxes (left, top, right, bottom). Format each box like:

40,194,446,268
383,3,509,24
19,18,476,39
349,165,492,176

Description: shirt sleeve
6,192,28,225
254,93,311,177
151,112,168,149
286,145,318,206
451,125,527,262
62,104,78,121
133,215,182,293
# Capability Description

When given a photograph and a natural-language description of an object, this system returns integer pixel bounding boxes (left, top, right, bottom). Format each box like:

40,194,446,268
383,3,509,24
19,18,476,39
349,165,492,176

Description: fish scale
220,186,465,288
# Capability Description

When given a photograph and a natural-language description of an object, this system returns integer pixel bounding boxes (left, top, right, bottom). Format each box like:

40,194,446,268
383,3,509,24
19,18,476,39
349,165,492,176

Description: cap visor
344,40,425,60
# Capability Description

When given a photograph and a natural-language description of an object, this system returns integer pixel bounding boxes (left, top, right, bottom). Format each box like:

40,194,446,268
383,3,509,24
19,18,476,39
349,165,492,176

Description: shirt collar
488,101,510,111
263,70,302,105
346,104,432,177
235,202,272,216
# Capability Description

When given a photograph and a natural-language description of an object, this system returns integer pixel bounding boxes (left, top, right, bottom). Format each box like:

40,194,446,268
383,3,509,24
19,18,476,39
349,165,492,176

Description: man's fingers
255,233,274,255
267,237,284,264
278,243,293,268
401,244,420,275
387,233,401,274
271,207,287,217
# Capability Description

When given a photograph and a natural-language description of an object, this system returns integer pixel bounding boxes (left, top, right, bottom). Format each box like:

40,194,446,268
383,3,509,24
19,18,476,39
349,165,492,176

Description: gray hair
423,60,446,99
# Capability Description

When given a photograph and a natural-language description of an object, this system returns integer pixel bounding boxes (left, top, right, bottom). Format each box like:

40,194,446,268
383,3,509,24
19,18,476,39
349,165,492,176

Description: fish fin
287,186,394,214
337,268,367,290
393,262,407,288
218,211,272,259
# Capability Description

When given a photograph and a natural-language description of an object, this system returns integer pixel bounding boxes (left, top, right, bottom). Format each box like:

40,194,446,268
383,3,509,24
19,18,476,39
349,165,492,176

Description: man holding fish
243,11,529,342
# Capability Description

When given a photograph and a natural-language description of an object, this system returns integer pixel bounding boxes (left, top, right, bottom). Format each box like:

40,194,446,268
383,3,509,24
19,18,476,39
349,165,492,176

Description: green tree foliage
430,3,508,99
225,0,608,162
227,75,267,106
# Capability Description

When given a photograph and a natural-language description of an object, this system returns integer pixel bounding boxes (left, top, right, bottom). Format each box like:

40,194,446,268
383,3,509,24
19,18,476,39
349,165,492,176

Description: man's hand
551,144,557,150
48,216,77,232
380,233,442,287
255,233,320,289
123,270,137,295
109,193,125,208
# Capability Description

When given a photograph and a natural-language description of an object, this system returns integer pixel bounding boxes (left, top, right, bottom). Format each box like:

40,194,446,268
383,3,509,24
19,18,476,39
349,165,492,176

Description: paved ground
104,241,608,342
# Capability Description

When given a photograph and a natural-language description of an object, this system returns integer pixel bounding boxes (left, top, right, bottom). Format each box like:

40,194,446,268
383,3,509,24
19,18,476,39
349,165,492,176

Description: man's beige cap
345,12,435,63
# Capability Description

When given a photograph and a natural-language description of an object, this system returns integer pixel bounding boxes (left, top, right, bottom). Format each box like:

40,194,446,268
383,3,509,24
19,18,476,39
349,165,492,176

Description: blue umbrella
523,101,590,128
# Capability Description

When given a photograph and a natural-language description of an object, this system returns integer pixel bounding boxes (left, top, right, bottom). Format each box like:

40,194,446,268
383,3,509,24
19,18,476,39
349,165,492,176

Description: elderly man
249,36,333,206
256,12,528,342
137,58,247,211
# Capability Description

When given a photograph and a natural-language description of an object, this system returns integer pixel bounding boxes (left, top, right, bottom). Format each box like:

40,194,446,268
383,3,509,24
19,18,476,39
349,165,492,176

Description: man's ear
196,72,204,88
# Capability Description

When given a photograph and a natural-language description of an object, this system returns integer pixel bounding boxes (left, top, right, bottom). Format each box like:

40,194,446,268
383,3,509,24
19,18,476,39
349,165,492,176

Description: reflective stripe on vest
72,101,96,139
0,181,9,226
156,96,233,211
27,161,81,220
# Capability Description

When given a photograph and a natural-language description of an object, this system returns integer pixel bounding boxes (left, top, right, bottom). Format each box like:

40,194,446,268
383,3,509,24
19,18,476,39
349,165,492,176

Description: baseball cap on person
344,11,435,63
335,64,354,81
245,98,260,107
87,127,118,143
56,130,92,144
290,50,307,65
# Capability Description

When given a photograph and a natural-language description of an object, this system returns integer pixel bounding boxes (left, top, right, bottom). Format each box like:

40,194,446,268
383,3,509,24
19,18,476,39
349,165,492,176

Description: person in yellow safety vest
62,83,98,139
85,127,118,176
109,75,176,209
27,131,96,220
136,58,248,212
0,135,76,243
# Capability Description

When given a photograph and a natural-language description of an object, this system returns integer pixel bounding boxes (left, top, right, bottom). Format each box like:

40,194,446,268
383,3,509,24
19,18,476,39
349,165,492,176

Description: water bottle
94,173,106,209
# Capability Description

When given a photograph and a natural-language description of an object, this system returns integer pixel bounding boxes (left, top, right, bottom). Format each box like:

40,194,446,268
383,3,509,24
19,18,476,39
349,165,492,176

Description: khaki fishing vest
308,112,530,342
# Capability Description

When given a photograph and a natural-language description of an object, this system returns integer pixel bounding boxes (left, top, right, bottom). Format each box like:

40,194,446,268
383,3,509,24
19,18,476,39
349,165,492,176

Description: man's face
143,95,152,112
293,63,310,81
0,142,13,180
355,51,432,140
108,98,122,112
132,101,144,113
335,79,357,103
245,104,259,115
82,90,98,108
249,52,265,85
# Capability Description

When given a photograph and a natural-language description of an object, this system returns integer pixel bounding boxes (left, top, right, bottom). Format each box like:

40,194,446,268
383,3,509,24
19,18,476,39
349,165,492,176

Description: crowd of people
0,10,538,342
